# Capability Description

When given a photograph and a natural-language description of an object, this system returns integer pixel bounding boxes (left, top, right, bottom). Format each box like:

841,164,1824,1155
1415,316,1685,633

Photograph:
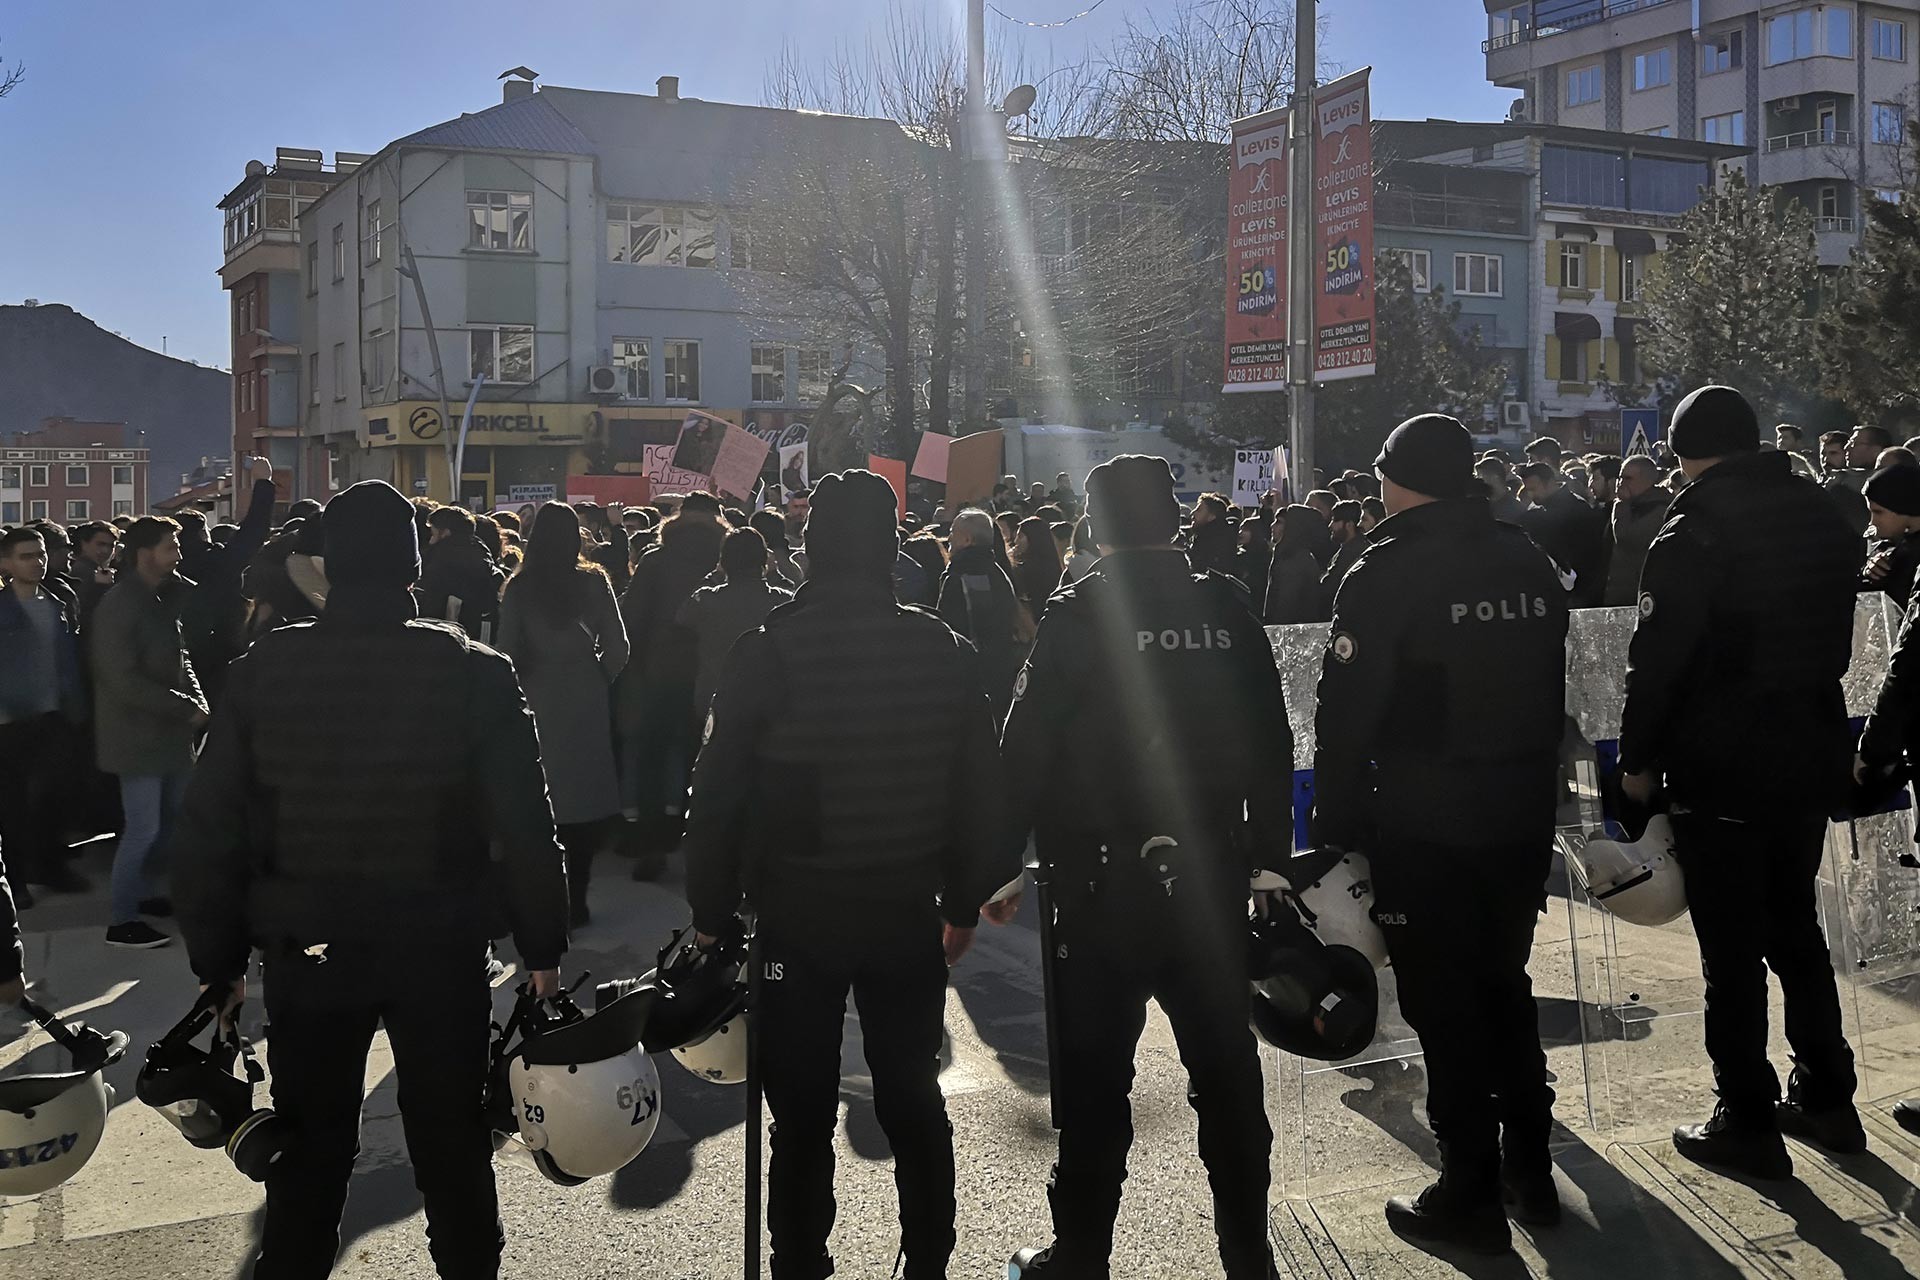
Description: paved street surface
6,838,1920,1279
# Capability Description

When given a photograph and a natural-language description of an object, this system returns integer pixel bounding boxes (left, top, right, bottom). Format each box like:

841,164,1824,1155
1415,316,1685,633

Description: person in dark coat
937,508,1025,724
1518,462,1606,607
679,527,793,707
616,501,726,866
498,503,629,926
1859,464,1920,600
0,526,90,898
1185,493,1238,577
1620,387,1864,1181
171,480,568,1280
1263,505,1327,624
1477,458,1526,524
1320,499,1366,613
176,458,279,708
1233,511,1273,598
1603,456,1673,607
418,505,507,642
684,470,1018,1280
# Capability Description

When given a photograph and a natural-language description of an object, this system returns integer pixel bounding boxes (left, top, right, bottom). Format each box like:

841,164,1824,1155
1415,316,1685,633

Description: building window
331,224,345,281
28,465,47,487
366,330,393,391
242,374,253,414
306,240,319,296
65,464,88,487
1620,253,1643,302
1633,48,1671,91
467,189,532,251
1702,29,1743,74
606,204,718,268
1558,242,1587,290
1873,18,1907,61
662,340,701,402
1566,65,1602,108
333,342,346,400
1768,7,1853,65
65,500,88,521
0,465,18,489
1701,111,1746,146
1641,125,1675,137
751,345,788,403
29,500,48,521
1875,102,1906,144
112,465,133,486
729,215,752,268
1385,247,1432,292
0,502,17,524
364,200,383,263
1876,187,1904,203
112,500,132,518
1453,252,1503,296
469,325,534,385
309,352,320,406
797,349,832,404
613,338,651,399
1820,186,1841,219
1559,339,1588,383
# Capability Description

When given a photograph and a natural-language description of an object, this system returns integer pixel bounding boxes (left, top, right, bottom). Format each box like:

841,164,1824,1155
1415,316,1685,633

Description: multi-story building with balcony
218,148,366,514
1,419,148,526
1483,1,1920,264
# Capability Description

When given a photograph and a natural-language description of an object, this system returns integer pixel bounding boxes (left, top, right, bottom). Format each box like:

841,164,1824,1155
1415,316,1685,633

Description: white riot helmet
642,924,750,1086
1274,850,1391,971
0,998,128,1196
487,980,661,1186
672,1013,748,1085
1571,814,1688,926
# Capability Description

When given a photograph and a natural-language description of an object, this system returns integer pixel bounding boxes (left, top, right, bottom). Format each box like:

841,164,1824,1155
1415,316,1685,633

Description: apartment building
1484,1,1920,263
1,419,147,525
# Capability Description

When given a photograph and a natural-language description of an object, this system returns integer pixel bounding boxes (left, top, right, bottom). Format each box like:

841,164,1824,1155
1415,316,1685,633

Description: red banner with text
1313,68,1376,382
1223,106,1291,393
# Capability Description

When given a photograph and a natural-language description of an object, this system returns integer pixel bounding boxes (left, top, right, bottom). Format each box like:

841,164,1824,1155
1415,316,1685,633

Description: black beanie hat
323,480,421,588
1866,463,1920,517
1668,386,1759,459
1374,414,1476,499
1085,455,1180,547
804,470,899,581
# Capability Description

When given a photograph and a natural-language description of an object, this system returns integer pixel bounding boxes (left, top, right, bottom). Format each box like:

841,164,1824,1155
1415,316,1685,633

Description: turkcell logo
1236,265,1278,315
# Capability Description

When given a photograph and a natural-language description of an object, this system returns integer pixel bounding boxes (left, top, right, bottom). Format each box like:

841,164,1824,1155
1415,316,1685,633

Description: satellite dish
1002,84,1038,119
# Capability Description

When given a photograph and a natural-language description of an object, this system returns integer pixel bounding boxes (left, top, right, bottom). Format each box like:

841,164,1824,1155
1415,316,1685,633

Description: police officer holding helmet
1002,455,1292,1280
1313,415,1568,1255
172,480,570,1279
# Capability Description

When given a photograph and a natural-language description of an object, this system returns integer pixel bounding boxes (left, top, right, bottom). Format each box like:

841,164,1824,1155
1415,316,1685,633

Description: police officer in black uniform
171,480,570,1279
1312,415,1567,1255
1001,455,1292,1280
1619,386,1863,1178
684,470,1018,1280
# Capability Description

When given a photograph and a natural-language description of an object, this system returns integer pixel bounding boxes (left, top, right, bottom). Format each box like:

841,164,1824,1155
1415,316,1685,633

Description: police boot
1894,1100,1920,1136
1384,1144,1512,1256
1499,1125,1560,1226
1776,1065,1866,1156
1006,1245,1109,1280
1673,1102,1792,1180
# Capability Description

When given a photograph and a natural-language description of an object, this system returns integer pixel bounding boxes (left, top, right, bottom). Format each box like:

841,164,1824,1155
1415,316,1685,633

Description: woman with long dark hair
1010,515,1066,622
498,502,629,926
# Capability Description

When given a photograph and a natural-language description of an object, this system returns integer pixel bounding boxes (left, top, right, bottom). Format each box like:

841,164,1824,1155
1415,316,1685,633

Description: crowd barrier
1261,597,1920,1190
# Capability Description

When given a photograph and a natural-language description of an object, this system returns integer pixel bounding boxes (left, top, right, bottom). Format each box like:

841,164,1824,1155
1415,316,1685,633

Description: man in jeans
91,516,208,949
0,527,90,902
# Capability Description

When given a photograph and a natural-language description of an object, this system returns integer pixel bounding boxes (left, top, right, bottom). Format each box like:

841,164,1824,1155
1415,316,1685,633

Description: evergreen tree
1818,168,1920,423
1637,168,1820,423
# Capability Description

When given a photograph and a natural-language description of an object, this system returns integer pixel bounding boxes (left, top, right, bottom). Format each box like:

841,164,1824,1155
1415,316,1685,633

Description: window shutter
1546,334,1563,381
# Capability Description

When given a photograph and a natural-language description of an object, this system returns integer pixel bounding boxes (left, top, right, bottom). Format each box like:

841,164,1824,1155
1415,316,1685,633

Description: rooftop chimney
657,75,680,100
504,78,533,103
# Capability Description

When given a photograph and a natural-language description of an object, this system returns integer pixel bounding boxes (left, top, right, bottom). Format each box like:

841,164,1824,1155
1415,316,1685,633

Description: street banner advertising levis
1313,68,1377,382
1224,107,1291,394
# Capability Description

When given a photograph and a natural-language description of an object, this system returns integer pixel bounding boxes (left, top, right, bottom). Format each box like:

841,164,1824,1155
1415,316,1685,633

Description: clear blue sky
0,0,1510,370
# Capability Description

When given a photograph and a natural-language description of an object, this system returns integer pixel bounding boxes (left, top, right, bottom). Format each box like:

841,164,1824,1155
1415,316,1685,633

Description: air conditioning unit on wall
1503,400,1531,428
587,365,620,396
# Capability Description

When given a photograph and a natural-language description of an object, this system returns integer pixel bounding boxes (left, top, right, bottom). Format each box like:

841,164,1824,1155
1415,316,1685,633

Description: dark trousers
1047,868,1272,1279
0,715,71,883
1671,811,1855,1119
254,936,502,1280
1370,841,1554,1194
759,905,956,1280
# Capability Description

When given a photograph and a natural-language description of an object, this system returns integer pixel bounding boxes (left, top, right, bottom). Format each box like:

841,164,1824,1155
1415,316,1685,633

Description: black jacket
179,477,278,660
1002,549,1293,886
937,544,1024,723
418,534,505,641
1263,546,1325,624
684,578,1016,934
1860,535,1920,602
1520,485,1607,608
1187,519,1238,577
1621,450,1861,817
170,586,569,985
1321,536,1365,614
1312,499,1568,849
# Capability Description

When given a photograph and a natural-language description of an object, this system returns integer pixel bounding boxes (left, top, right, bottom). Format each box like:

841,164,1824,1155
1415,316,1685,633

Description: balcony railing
1765,129,1856,153
1376,190,1527,235
1814,216,1858,232
1483,0,1680,54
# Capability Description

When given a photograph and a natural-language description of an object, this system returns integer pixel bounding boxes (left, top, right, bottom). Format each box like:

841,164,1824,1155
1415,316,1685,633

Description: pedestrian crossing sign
1622,407,1660,458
